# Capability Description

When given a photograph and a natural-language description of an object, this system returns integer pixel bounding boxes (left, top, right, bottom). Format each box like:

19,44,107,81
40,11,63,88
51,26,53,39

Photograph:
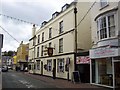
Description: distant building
17,41,29,71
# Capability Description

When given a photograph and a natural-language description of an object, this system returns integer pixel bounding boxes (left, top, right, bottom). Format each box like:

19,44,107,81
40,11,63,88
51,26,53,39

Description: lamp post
74,7,77,71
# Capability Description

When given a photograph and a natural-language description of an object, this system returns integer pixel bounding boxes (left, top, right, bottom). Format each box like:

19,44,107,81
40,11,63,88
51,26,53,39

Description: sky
0,0,74,52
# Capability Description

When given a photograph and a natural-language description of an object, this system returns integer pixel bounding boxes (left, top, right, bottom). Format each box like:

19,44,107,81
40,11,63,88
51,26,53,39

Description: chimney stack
32,24,36,37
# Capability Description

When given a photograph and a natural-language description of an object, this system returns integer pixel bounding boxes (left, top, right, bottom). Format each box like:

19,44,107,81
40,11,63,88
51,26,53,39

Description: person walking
52,67,56,79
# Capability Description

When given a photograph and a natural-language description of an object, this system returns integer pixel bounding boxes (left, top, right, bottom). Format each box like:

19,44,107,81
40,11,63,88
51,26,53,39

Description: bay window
97,14,115,40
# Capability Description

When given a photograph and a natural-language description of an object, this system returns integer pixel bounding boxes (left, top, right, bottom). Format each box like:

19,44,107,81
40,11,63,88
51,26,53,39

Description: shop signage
90,47,119,59
76,56,90,64
47,47,53,56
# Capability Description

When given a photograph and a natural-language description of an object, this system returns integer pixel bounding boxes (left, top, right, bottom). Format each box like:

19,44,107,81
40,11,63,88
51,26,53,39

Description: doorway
114,61,120,87
53,59,56,78
41,61,43,75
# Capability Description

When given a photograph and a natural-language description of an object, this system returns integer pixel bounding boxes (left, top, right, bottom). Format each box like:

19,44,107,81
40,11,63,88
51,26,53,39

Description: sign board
47,47,53,56
90,47,119,59
72,71,80,83
0,34,3,48
76,56,90,64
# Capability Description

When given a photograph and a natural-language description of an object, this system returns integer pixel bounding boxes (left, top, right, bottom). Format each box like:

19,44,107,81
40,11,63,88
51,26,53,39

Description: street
2,70,58,88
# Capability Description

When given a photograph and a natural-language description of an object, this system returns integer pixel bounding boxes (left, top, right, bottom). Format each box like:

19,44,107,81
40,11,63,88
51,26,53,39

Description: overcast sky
0,0,74,52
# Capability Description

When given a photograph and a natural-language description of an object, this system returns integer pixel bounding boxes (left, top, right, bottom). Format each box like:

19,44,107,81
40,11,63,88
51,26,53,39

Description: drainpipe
74,6,77,71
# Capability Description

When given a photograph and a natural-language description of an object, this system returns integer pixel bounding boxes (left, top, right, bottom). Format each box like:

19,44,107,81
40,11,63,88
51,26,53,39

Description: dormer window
41,21,47,28
52,12,59,19
62,4,70,11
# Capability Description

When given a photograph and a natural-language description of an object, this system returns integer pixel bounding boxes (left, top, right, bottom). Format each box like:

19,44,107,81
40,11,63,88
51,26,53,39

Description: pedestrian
52,67,56,79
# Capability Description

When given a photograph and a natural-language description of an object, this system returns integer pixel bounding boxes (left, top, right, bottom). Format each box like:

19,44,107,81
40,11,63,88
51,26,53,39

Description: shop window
57,58,64,73
47,60,52,71
36,61,40,70
91,59,113,86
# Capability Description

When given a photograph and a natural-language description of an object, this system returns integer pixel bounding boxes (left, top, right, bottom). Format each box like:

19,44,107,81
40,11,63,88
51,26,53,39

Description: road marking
18,80,36,88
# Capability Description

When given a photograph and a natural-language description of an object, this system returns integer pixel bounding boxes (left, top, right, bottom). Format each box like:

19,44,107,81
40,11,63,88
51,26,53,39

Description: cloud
0,0,73,51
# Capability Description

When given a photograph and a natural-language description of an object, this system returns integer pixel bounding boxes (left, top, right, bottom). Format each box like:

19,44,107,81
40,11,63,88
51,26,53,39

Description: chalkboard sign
72,71,80,83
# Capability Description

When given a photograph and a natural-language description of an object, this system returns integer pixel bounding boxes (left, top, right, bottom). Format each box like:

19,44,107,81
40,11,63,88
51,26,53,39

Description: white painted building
29,1,92,81
90,0,120,88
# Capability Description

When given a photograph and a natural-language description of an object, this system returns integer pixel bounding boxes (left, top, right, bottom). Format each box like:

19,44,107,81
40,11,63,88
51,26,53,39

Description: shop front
76,56,90,83
90,47,120,88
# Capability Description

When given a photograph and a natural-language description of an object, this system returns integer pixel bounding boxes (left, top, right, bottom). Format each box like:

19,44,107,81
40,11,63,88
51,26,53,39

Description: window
37,47,39,57
49,42,51,48
47,60,52,71
59,21,63,34
42,32,44,42
41,45,44,56
57,58,64,72
36,60,40,70
33,38,36,46
97,14,115,40
59,38,63,53
49,28,52,39
38,35,40,44
100,0,108,8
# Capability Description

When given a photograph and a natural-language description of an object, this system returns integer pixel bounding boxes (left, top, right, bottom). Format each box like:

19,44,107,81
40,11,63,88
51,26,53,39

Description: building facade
90,0,120,88
17,41,29,71
29,1,92,81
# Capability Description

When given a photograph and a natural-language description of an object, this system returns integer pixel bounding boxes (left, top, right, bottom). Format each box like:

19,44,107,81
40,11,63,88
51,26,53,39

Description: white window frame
42,32,44,42
49,28,52,39
59,21,63,34
38,35,40,44
59,38,63,53
57,58,64,73
47,60,52,72
36,60,40,70
37,47,39,57
100,0,108,9
97,13,116,41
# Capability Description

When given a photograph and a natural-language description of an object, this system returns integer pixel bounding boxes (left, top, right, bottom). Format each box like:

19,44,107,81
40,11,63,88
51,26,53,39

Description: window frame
42,32,44,42
59,21,63,34
59,38,63,53
37,47,39,57
41,45,44,56
57,58,64,73
100,0,109,9
47,59,52,72
36,60,40,70
38,35,40,44
49,28,52,39
97,14,116,41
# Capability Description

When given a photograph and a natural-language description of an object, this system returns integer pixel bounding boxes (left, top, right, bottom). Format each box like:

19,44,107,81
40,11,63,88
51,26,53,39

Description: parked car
2,66,8,72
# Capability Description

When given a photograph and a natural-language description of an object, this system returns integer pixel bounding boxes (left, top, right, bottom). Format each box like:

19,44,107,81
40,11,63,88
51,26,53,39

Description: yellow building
17,41,29,71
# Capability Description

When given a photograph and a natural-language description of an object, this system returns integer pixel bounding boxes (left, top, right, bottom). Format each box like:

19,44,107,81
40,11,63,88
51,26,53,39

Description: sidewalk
23,72,111,89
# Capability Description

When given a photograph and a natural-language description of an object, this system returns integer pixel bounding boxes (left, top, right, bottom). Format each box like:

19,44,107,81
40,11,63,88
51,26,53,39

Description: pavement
23,72,112,89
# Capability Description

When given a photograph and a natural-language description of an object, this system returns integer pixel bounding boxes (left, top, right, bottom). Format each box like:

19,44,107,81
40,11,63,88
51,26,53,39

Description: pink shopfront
90,47,120,88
